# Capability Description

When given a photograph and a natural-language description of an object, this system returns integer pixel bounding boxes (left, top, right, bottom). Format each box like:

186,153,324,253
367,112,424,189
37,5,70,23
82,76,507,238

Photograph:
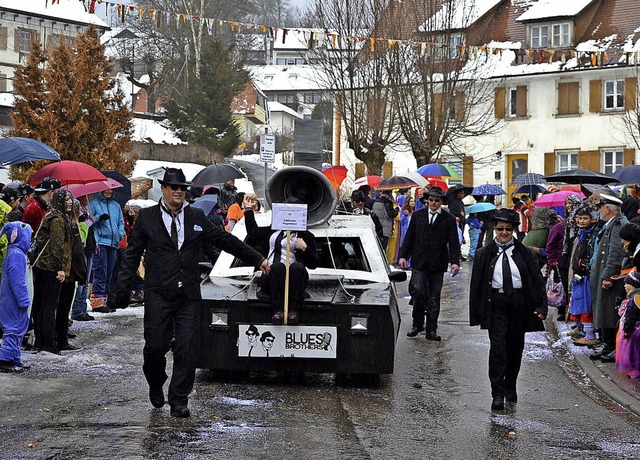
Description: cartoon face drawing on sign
319,332,333,351
260,331,276,357
245,325,259,357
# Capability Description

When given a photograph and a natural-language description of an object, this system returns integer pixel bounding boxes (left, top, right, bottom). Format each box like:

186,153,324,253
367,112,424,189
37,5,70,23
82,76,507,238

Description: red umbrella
65,178,123,198
322,165,348,190
351,175,383,190
28,160,108,186
428,178,448,191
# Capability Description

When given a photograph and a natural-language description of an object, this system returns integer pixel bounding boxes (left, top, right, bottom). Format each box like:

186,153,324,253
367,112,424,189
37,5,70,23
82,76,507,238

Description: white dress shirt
491,245,523,289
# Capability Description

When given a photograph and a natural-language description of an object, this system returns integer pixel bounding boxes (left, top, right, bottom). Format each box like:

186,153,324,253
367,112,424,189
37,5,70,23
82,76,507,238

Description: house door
507,154,528,198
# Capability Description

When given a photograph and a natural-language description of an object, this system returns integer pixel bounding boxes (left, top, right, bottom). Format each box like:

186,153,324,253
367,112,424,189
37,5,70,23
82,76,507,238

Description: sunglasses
428,198,442,203
266,338,274,343
495,227,514,233
169,184,189,192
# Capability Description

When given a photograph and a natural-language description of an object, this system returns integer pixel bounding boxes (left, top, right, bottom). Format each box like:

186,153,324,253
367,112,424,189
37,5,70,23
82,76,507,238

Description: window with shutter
589,80,602,113
0,27,7,50
494,87,506,119
602,148,624,175
557,82,579,115
625,77,637,111
515,86,528,117
557,150,578,171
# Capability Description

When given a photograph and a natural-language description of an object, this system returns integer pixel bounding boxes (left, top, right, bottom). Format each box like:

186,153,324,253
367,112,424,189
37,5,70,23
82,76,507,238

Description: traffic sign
260,134,276,163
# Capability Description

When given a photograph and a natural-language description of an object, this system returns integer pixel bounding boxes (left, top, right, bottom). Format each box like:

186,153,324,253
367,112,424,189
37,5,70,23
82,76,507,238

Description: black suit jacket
117,203,264,300
469,238,547,331
399,207,460,272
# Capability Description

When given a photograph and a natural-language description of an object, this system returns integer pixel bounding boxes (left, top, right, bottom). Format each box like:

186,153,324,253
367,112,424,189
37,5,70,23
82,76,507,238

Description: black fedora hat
491,208,520,226
424,186,447,203
159,167,192,187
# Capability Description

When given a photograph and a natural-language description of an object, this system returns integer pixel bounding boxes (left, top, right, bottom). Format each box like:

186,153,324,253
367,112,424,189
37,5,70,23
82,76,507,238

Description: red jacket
22,196,48,233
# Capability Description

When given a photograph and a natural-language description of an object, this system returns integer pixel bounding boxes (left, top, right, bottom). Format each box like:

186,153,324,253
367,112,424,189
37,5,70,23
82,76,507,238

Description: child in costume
569,205,598,346
615,271,640,378
0,221,32,372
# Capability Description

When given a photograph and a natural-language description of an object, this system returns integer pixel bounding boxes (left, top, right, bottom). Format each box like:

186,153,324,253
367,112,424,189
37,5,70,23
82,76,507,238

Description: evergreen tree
11,26,134,179
163,38,247,155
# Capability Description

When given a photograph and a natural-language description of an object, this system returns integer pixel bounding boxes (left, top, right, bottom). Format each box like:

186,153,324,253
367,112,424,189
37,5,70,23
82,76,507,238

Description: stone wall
129,142,225,166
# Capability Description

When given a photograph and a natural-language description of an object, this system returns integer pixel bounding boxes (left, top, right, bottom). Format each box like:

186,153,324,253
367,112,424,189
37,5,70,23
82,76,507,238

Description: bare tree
309,0,402,175
384,0,504,166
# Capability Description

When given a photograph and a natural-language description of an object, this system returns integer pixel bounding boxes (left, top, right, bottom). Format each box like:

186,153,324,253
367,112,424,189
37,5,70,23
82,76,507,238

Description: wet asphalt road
1,268,640,459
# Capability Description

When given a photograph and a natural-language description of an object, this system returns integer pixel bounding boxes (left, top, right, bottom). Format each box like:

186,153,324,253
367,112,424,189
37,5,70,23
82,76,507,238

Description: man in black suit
399,186,461,341
116,168,269,418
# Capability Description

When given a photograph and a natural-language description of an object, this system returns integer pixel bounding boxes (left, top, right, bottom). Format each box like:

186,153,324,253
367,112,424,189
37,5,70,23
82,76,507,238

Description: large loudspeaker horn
266,166,338,227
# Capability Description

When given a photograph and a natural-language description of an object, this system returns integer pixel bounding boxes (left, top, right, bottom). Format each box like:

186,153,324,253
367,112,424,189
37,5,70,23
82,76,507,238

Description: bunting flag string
93,0,640,67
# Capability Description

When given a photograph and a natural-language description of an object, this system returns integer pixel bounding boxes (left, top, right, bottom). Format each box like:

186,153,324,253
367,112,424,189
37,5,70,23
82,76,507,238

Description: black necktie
502,249,514,295
430,212,437,225
170,216,178,249
272,231,285,264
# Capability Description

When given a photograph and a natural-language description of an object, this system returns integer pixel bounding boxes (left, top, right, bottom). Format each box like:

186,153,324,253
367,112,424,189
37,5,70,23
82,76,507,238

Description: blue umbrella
612,165,640,184
466,202,497,213
514,184,546,195
192,195,218,215
471,184,506,196
0,137,61,165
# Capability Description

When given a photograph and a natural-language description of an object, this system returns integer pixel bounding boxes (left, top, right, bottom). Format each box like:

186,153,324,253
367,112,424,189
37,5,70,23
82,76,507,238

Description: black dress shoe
149,387,165,408
425,332,441,341
491,396,505,410
599,350,616,363
505,392,518,403
59,343,81,351
67,332,76,339
589,347,614,360
170,406,190,418
406,326,423,337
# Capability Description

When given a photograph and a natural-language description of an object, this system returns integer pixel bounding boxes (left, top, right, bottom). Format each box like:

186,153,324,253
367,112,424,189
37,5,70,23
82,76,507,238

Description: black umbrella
544,168,619,185
374,175,419,190
514,184,546,195
446,183,474,198
0,137,61,165
101,170,131,208
192,162,245,186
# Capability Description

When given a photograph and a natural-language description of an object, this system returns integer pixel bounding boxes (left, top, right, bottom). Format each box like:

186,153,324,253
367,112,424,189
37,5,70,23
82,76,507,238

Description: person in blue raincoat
0,222,32,373
89,189,125,312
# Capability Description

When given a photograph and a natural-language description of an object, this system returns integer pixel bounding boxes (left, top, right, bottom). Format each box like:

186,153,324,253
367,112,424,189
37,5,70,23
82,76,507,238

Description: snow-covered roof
517,0,595,22
268,101,302,118
247,65,327,92
419,0,502,32
0,0,108,28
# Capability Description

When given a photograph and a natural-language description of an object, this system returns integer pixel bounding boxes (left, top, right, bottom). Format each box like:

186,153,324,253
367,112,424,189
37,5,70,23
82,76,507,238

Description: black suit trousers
260,261,309,309
487,291,527,398
142,289,200,408
32,267,63,350
410,268,444,332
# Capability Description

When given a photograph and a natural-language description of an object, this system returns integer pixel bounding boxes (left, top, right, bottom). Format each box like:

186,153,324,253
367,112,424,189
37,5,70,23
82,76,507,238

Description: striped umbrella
511,173,546,185
417,163,461,178
375,175,419,190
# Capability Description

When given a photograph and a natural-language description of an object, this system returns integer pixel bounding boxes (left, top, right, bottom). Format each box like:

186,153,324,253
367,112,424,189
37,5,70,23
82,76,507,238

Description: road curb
549,323,640,417
572,353,640,417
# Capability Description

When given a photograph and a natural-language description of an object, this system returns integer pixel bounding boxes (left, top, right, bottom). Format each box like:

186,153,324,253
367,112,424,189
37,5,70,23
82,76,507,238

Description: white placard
259,134,276,163
271,203,308,231
238,325,337,359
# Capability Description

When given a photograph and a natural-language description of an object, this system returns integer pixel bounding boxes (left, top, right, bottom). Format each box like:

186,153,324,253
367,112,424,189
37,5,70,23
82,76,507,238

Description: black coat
399,207,460,272
117,204,264,300
469,238,547,331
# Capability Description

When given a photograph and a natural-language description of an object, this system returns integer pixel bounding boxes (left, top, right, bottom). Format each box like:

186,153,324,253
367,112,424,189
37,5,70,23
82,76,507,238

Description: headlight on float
350,314,368,334
210,310,229,329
